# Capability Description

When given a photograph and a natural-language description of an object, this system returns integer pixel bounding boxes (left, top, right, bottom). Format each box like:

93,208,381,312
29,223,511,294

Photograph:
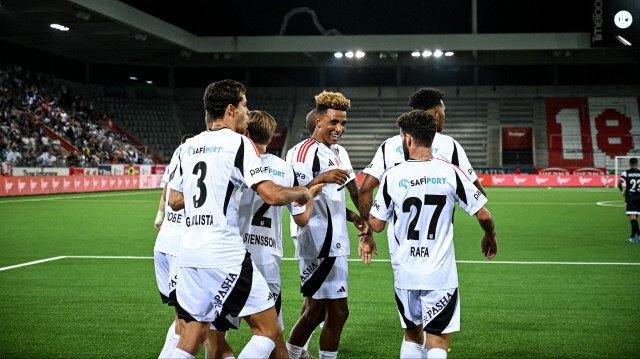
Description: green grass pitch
1,187,639,358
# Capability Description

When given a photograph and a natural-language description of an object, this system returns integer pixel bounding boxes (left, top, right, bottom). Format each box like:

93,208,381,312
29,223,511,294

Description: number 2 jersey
364,133,478,256
237,153,300,281
288,138,357,259
370,159,487,289
621,168,640,200
168,128,271,268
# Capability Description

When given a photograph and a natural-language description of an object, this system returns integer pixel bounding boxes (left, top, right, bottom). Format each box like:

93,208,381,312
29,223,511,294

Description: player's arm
475,207,497,259
473,179,487,197
292,183,325,227
345,179,359,209
168,189,184,211
154,183,167,231
369,215,387,233
357,174,379,222
253,180,311,207
306,168,350,188
346,208,370,236
618,178,626,197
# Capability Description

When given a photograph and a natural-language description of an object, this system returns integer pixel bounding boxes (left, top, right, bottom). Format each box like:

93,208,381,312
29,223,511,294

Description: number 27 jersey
169,128,271,268
370,159,487,289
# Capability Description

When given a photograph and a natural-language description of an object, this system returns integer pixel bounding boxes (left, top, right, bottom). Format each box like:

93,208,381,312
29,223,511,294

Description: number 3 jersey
169,128,271,269
237,153,300,279
370,159,487,290
288,138,357,259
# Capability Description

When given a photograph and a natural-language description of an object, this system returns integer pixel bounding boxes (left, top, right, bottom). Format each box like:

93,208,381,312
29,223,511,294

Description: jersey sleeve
168,148,184,193
161,149,180,185
285,163,306,214
621,170,628,183
363,140,387,181
370,172,393,222
238,136,271,188
453,165,487,216
452,139,478,182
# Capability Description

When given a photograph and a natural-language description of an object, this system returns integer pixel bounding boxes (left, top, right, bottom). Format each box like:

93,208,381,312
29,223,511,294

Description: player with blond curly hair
286,91,369,359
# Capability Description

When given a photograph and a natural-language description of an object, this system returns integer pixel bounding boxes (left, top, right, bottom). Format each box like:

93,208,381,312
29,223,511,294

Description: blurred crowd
0,64,150,168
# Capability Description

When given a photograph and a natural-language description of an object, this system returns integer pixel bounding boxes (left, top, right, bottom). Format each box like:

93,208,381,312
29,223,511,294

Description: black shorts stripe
211,314,240,331
168,289,178,307
394,290,417,330
159,291,170,304
274,290,282,315
317,203,333,258
301,257,337,297
424,288,458,334
219,251,253,318
176,302,197,322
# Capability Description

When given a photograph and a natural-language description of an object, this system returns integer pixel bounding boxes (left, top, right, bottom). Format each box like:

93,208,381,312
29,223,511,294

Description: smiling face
314,109,347,146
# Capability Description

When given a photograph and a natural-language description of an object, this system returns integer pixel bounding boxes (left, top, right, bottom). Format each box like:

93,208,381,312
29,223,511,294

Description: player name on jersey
243,233,281,249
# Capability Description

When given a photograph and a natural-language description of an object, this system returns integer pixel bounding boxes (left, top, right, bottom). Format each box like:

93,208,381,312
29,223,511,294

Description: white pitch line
0,191,156,204
0,256,66,271
64,255,154,259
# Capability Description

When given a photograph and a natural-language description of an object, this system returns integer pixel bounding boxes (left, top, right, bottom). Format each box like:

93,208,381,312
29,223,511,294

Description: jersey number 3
402,195,446,240
192,161,207,208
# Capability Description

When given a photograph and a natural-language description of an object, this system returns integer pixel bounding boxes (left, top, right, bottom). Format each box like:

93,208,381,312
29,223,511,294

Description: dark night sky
119,0,591,36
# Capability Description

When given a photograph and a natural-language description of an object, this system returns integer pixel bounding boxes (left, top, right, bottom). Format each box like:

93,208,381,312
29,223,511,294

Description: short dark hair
396,110,436,147
631,158,638,165
305,109,317,135
396,110,437,147
203,79,246,121
181,134,194,144
409,88,445,111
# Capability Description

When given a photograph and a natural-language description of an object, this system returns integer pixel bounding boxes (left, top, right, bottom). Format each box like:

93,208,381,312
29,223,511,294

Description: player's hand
154,211,164,232
481,233,497,259
318,169,350,186
352,216,371,236
294,186,312,207
309,183,326,198
358,233,378,265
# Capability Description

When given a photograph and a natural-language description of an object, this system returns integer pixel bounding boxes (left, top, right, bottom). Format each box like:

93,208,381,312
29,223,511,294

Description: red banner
502,127,532,150
477,174,613,187
267,128,288,150
0,175,163,197
536,167,607,175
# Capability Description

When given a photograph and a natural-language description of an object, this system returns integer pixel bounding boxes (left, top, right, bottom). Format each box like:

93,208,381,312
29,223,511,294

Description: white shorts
154,251,177,304
176,252,274,323
209,281,283,331
394,287,460,335
299,256,348,300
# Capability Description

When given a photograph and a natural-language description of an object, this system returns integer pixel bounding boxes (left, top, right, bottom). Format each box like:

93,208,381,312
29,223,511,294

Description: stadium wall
0,175,163,197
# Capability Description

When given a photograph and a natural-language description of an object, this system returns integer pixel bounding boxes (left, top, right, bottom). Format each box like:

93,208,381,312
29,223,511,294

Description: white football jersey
169,128,271,268
237,153,299,273
363,133,478,255
287,143,355,240
154,145,186,256
289,138,356,259
370,159,487,290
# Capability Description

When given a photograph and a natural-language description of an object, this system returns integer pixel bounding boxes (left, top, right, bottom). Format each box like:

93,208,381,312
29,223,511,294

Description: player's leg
288,297,327,358
299,297,324,359
318,298,349,358
395,288,424,358
155,251,179,358
242,307,284,359
205,330,235,359
421,288,460,359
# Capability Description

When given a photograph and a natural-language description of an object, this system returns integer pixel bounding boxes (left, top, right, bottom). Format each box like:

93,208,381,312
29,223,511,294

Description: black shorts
626,197,640,214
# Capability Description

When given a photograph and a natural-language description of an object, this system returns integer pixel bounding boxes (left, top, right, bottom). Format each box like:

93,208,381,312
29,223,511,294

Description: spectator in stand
515,167,521,175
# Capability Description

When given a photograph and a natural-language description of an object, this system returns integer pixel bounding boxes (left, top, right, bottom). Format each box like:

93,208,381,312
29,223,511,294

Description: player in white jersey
154,134,193,359
358,87,487,263
286,92,369,359
167,80,312,359
369,110,497,359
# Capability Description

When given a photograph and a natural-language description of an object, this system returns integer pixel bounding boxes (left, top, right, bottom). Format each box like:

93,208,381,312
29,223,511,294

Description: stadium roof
0,0,635,69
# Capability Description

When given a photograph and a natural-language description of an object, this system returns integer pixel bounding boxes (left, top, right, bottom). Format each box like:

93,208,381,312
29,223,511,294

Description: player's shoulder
292,138,320,163
383,134,402,148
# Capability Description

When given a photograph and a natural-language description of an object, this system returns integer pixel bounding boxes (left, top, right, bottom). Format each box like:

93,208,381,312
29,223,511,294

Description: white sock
286,342,304,359
318,350,337,359
427,348,448,359
159,321,178,359
238,335,275,359
400,338,423,359
171,348,194,359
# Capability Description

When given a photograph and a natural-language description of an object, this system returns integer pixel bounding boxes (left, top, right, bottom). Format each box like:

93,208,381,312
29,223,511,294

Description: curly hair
409,88,445,111
396,110,437,147
315,91,351,116
203,79,246,122
247,110,276,145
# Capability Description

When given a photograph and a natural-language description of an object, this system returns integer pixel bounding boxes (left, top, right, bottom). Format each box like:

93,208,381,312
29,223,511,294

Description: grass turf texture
0,187,639,358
